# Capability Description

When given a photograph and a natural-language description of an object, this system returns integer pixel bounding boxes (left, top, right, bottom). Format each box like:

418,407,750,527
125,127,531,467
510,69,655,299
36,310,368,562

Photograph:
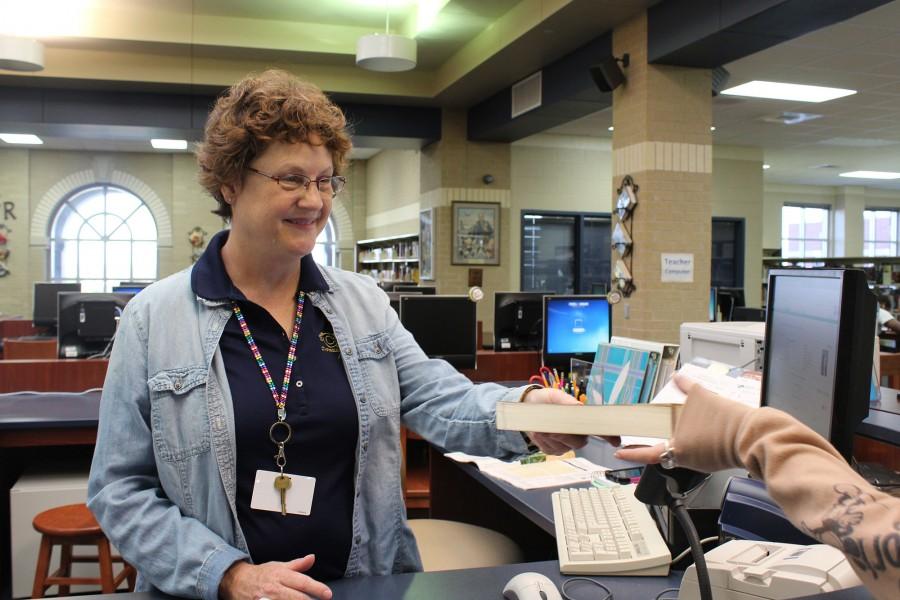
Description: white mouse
502,572,563,600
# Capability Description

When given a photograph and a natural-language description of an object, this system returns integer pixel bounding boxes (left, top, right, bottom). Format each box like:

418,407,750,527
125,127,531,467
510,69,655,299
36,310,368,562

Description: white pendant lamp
0,35,44,72
356,8,416,72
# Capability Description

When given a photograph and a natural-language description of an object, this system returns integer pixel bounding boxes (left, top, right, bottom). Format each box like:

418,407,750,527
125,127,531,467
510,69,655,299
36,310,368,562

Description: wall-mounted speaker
589,53,629,93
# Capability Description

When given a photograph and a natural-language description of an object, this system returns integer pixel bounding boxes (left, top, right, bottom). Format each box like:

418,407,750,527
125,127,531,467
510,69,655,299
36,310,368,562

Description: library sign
661,253,693,283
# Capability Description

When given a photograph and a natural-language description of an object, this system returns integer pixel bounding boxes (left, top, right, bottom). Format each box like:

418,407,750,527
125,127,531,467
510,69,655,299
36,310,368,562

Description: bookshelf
355,233,419,286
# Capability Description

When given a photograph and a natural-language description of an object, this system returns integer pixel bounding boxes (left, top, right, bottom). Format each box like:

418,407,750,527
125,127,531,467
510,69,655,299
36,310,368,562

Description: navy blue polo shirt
191,230,358,581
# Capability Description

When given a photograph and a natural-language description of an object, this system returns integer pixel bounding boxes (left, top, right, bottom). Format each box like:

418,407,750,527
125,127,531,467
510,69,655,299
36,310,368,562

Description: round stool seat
33,503,103,537
407,519,524,572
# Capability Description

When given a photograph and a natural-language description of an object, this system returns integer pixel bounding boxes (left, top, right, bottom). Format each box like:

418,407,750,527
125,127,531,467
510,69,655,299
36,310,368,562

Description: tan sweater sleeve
673,386,900,600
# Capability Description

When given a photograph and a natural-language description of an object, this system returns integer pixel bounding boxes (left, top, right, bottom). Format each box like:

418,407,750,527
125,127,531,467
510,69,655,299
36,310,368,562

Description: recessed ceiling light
151,138,188,150
710,126,716,131
0,133,43,144
839,170,900,180
763,164,771,170
607,126,614,132
721,81,856,103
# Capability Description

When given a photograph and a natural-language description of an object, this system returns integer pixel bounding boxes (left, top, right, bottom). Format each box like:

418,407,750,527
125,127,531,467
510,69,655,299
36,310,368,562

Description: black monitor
493,291,545,351
761,269,876,461
394,285,436,295
400,295,477,369
718,287,746,321
33,282,82,331
709,287,718,322
731,307,766,322
57,292,134,358
387,291,421,314
542,295,611,371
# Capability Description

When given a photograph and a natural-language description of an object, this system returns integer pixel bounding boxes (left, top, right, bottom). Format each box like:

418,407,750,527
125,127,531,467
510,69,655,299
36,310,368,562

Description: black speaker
590,53,629,92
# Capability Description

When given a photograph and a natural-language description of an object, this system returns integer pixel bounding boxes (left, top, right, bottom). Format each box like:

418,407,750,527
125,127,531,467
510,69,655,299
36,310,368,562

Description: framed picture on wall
419,208,434,280
452,201,500,266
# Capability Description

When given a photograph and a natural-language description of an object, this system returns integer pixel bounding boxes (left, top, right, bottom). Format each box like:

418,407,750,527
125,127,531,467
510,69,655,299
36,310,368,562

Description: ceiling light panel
839,171,900,180
151,138,188,150
721,81,856,103
0,133,43,144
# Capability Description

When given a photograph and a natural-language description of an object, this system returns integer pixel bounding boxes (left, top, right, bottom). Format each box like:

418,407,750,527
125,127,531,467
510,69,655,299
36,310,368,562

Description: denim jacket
87,264,531,600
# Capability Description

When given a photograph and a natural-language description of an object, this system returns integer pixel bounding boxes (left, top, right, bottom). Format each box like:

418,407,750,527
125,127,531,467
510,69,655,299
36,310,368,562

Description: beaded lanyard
232,292,305,474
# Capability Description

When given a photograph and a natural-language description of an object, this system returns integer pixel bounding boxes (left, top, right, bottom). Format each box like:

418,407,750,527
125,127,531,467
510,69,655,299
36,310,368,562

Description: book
586,343,653,405
610,336,680,403
496,401,683,438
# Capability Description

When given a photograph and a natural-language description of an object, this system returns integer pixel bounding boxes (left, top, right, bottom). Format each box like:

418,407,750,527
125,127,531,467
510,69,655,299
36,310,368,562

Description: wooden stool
31,503,136,598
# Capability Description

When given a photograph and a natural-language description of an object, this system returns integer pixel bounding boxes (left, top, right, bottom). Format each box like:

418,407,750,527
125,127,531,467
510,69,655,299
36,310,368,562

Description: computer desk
0,392,887,600
40,561,876,600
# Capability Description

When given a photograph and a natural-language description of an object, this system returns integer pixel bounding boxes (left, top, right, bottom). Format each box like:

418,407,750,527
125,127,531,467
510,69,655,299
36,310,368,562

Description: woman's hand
613,373,699,464
521,387,620,453
219,555,332,600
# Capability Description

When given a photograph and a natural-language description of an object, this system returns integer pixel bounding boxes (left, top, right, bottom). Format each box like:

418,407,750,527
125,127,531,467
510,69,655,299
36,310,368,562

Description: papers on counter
444,451,608,490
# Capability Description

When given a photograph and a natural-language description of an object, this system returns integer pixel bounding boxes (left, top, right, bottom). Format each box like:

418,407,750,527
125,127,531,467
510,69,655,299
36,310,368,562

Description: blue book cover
585,343,652,405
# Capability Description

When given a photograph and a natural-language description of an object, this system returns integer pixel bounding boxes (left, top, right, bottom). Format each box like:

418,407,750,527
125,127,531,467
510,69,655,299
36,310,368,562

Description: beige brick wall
611,11,713,343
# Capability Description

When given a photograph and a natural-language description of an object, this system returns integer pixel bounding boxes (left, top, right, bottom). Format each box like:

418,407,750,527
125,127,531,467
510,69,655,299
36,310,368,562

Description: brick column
611,13,712,342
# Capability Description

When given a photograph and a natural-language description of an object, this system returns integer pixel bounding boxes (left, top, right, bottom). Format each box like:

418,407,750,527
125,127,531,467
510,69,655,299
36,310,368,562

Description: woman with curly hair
87,70,586,600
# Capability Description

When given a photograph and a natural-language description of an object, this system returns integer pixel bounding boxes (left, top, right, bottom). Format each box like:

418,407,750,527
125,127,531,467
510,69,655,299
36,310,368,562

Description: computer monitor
717,287,746,321
393,285,436,295
400,295,477,369
493,291,546,351
761,269,876,461
731,307,766,322
709,287,718,322
542,295,611,371
57,292,134,358
113,281,150,294
387,291,421,314
33,282,82,331
112,285,147,295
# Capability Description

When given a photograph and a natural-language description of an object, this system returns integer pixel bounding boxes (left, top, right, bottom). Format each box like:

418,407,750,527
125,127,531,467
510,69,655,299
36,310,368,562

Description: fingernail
613,451,622,458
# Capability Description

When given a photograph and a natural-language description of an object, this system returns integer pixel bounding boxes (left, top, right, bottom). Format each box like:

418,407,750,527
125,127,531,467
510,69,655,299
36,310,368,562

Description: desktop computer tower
9,464,125,598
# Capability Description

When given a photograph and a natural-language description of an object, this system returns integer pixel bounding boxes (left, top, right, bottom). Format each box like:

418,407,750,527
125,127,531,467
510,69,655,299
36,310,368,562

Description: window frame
781,203,831,259
520,210,611,294
711,217,745,288
47,184,159,291
863,207,900,258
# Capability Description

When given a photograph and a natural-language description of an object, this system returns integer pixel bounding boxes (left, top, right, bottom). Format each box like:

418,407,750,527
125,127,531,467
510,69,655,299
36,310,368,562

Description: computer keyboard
552,484,671,576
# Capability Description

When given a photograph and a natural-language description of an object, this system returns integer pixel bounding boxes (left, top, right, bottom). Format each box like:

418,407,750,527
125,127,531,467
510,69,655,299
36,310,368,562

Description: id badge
250,469,316,516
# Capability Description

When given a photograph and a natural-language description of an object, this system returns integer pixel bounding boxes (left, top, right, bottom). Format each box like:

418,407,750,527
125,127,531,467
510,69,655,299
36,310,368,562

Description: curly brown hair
196,69,352,218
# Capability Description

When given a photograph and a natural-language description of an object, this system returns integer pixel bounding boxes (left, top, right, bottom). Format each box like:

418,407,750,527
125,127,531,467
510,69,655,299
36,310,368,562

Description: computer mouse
501,572,563,600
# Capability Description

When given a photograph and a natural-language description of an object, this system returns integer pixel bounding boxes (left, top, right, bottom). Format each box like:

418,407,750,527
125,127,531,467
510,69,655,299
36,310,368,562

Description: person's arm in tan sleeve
617,375,900,600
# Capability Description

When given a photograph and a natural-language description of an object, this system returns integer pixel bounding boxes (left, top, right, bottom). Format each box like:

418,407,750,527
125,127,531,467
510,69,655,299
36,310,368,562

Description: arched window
49,185,158,292
312,217,337,267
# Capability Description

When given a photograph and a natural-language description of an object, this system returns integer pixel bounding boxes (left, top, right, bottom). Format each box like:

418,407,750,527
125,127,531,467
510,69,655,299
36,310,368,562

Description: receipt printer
679,540,862,600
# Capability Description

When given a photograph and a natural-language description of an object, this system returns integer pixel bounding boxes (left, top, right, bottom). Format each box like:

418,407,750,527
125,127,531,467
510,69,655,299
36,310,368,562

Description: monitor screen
112,286,147,295
393,285,436,295
33,282,82,330
400,295,477,369
542,295,611,371
493,291,545,351
387,291,421,314
709,287,718,322
761,269,875,461
57,292,134,358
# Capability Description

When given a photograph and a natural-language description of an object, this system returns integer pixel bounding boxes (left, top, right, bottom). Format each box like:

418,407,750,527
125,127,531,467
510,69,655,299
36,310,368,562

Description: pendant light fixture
356,6,416,72
0,35,44,72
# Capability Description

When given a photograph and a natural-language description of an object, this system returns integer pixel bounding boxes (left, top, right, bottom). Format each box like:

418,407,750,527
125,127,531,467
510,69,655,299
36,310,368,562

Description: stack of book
585,337,680,406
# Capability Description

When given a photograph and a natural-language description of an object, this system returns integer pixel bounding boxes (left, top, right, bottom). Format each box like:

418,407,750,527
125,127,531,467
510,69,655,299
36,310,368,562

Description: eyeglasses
246,167,346,197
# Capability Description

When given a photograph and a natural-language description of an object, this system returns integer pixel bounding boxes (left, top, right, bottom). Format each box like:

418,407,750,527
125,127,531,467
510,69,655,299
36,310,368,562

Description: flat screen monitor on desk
761,269,876,461
387,291,421,314
717,287,746,321
57,292,134,359
709,287,718,321
112,281,150,294
393,285,436,295
400,295,476,369
542,295,611,371
494,291,546,351
33,282,82,332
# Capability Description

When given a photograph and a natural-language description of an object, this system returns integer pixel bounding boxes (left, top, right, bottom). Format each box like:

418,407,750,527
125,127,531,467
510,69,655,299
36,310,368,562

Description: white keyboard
552,484,671,576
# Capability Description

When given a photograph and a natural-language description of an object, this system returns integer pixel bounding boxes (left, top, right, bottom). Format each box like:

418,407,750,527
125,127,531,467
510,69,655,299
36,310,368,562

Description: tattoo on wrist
800,483,900,581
